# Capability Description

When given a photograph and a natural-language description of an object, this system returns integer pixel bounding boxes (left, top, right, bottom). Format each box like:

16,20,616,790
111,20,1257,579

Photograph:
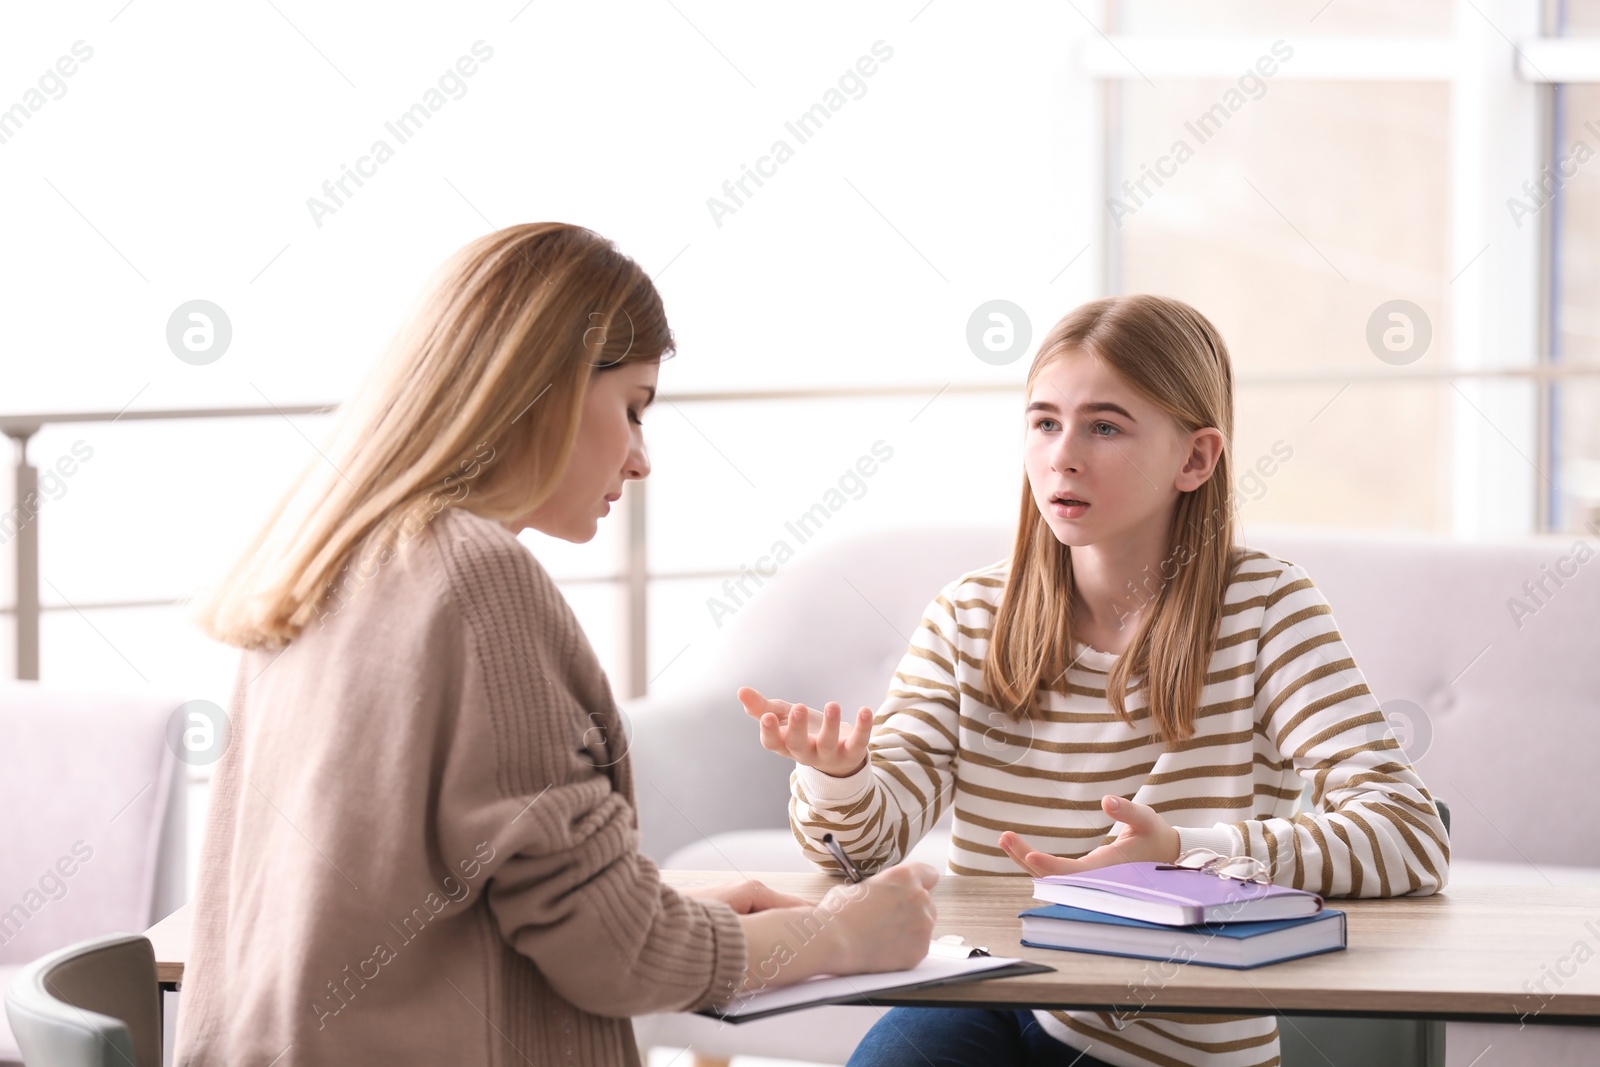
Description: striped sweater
789,547,1449,1067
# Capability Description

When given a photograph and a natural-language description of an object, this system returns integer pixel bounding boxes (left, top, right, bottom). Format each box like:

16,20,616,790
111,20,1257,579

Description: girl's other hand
999,795,1180,876
737,685,873,778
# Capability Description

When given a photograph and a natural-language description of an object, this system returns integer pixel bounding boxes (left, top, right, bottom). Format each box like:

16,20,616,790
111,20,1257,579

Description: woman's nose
626,445,651,480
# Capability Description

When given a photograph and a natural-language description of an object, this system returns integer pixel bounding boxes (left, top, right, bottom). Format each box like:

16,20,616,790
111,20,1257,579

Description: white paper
710,953,1028,1019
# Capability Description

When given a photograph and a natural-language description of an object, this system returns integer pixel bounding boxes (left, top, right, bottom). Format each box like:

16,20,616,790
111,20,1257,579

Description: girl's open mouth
1050,497,1090,519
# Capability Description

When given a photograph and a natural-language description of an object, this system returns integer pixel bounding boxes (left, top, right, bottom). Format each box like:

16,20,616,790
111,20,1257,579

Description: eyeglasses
1155,847,1271,886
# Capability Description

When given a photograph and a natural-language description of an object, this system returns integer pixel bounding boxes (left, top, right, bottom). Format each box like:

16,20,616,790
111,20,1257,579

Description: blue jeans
846,1007,1122,1067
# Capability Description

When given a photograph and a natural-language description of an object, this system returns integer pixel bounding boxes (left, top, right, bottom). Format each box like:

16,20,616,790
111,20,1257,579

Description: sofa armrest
623,686,796,864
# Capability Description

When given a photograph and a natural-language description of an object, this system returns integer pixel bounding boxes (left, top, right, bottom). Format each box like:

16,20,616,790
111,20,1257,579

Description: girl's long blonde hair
981,294,1237,747
194,223,672,649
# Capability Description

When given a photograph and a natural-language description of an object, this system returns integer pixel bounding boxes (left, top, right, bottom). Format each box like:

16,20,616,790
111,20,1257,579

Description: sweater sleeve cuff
795,762,874,806
692,899,749,1012
1175,822,1245,859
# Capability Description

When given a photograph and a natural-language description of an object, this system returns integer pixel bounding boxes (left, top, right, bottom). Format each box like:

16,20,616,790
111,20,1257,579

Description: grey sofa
627,523,1600,1067
0,684,188,1067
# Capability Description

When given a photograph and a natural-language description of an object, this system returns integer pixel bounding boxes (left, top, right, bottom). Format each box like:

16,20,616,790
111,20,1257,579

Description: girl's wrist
821,756,869,778
1173,822,1243,859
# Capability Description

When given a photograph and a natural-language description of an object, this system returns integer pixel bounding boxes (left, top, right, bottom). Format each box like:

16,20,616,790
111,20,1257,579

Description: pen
822,833,867,883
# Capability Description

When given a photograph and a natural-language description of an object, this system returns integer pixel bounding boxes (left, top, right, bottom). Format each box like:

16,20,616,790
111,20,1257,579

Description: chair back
4,934,160,1067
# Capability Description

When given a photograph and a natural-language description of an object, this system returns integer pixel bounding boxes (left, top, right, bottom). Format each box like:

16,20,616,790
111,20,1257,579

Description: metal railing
1,404,339,680
5,363,1598,696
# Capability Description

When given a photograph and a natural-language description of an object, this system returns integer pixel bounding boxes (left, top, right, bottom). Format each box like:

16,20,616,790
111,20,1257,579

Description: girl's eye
1091,421,1119,437
629,408,643,426
1034,418,1059,432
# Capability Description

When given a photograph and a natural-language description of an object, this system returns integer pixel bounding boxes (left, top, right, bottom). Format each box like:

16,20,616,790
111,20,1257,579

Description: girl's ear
1174,427,1225,492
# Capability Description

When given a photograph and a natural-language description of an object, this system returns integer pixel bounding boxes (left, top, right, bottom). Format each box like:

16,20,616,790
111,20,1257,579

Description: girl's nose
1050,439,1081,475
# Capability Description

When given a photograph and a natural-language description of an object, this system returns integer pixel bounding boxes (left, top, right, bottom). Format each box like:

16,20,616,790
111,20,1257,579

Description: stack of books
1019,862,1347,969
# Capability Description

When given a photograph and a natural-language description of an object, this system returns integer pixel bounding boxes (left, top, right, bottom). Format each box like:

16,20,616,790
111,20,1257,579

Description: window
4,0,1593,712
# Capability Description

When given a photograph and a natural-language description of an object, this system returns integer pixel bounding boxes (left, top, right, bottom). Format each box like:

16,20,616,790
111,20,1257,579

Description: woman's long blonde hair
194,223,672,649
981,294,1237,747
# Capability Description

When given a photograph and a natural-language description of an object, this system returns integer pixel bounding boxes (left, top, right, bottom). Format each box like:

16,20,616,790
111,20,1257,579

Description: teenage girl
739,293,1449,1067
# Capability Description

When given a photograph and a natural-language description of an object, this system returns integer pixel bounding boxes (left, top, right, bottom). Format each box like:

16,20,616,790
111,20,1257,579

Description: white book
1032,863,1325,926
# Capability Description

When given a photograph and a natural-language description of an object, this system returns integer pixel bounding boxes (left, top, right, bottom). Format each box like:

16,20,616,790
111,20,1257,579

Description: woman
178,223,939,1066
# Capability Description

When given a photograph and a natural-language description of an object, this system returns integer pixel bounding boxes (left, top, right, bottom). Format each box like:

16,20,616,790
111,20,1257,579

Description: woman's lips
1051,500,1090,519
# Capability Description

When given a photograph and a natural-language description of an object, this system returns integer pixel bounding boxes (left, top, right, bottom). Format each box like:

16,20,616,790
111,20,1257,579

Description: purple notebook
1033,861,1325,926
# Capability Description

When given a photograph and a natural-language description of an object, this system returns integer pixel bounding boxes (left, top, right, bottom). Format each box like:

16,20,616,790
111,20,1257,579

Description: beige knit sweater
175,507,747,1066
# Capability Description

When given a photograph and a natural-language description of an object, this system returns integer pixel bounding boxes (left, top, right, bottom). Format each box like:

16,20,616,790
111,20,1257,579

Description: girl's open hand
738,685,873,778
999,795,1180,876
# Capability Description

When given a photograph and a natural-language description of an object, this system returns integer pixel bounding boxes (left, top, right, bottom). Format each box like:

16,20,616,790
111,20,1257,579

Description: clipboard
697,949,1056,1023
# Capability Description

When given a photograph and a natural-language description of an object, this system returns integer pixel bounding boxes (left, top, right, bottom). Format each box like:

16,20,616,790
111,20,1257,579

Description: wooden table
665,871,1600,1027
146,900,190,988
146,872,1600,1027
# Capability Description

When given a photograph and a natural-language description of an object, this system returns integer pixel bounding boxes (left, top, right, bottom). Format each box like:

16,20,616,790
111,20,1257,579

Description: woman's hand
682,879,811,914
821,861,941,974
731,862,940,998
737,685,873,778
999,795,1180,877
